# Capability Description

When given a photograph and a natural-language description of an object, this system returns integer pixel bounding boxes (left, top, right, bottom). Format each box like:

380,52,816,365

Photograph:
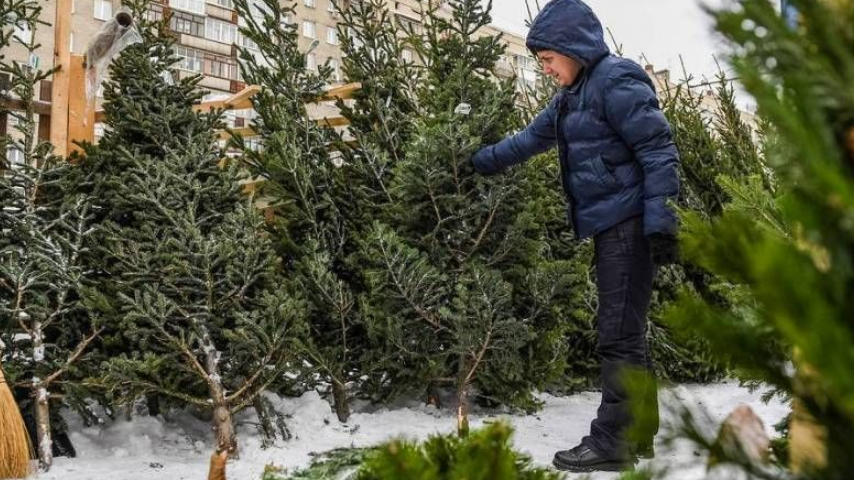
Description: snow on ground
42,381,789,480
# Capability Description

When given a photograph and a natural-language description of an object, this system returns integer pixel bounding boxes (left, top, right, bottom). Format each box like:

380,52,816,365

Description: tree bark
457,384,470,438
32,321,53,470
146,393,161,417
201,330,237,457
253,396,276,447
210,384,237,458
331,376,350,423
34,380,52,470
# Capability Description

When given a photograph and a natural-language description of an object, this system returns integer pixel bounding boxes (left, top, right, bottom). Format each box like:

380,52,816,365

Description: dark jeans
583,215,660,458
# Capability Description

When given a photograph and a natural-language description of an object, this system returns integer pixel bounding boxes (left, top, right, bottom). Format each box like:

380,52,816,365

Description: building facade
2,0,538,144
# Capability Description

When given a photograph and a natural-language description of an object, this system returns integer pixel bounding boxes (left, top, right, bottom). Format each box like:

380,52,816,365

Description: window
347,27,363,48
169,0,206,15
206,54,240,80
94,0,113,21
303,21,316,39
211,0,234,8
515,54,536,72
304,0,315,7
328,58,340,82
328,0,338,15
175,46,203,72
401,48,413,63
326,27,338,45
238,32,258,50
498,55,512,70
5,146,24,170
306,53,317,71
205,17,237,44
396,14,421,34
170,11,205,36
146,3,165,22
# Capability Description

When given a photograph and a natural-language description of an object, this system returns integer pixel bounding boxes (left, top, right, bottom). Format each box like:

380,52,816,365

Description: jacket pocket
590,154,621,190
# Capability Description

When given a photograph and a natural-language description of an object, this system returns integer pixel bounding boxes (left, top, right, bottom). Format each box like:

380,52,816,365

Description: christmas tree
662,0,854,477
335,0,421,164
359,0,570,434
233,0,372,423
0,0,100,469
75,0,306,454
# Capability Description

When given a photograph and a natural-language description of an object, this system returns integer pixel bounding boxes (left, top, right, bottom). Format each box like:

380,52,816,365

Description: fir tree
0,0,102,469
335,0,421,164
360,0,570,434
76,0,306,454
662,0,854,477
233,0,370,423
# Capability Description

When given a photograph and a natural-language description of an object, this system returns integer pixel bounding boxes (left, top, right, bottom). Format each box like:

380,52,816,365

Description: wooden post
49,0,72,158
67,55,95,154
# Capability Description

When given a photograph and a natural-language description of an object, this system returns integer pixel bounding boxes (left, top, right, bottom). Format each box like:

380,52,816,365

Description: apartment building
645,64,759,139
6,0,537,94
2,0,538,153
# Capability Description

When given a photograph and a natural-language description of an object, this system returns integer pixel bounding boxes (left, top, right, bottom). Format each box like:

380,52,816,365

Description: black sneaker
552,444,637,472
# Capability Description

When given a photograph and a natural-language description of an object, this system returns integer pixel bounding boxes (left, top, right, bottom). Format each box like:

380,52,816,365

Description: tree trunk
34,380,52,470
457,384,470,438
331,377,350,423
253,396,276,447
32,321,53,470
201,331,237,457
146,393,161,417
210,385,237,458
426,383,442,408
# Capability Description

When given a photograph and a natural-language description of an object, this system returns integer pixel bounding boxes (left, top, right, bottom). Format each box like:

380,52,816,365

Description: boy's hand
647,233,678,266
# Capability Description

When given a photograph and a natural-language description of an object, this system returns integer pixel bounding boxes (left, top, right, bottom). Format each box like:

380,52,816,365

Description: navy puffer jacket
472,0,679,239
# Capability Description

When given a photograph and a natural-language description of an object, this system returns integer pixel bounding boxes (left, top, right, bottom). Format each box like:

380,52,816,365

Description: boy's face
537,50,583,87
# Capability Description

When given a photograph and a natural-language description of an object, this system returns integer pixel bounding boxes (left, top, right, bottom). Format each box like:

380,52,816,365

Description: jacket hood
526,0,610,67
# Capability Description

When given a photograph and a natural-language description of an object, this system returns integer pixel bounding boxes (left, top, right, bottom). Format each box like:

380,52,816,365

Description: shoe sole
552,457,635,472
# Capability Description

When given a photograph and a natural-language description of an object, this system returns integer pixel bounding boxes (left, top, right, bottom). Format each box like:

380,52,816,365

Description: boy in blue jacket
471,0,679,472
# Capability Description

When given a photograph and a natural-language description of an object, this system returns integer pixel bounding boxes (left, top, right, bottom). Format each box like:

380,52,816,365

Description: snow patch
41,381,790,480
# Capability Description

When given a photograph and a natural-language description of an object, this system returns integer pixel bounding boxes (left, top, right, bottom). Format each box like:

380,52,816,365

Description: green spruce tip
662,0,854,476
266,423,562,480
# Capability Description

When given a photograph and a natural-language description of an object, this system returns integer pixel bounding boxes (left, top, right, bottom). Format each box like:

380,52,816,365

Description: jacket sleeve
604,63,680,236
471,99,558,175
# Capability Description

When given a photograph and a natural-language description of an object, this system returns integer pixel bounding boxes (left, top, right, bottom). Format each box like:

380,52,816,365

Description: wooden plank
318,116,350,127
67,55,95,154
194,85,261,112
239,176,266,194
50,0,73,158
318,82,361,102
0,97,53,116
217,126,257,140
216,116,349,139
